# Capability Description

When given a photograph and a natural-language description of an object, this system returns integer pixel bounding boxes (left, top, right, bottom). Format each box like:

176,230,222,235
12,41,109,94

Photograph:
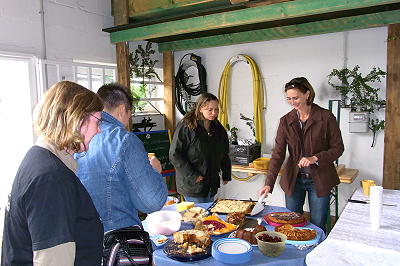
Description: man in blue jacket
76,83,168,232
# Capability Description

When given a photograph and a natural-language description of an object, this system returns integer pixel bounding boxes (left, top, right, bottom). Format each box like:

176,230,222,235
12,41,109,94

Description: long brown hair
34,81,103,153
182,92,219,130
284,77,315,105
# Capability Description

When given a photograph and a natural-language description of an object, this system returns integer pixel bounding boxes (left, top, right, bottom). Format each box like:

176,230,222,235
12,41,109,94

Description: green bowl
255,231,287,257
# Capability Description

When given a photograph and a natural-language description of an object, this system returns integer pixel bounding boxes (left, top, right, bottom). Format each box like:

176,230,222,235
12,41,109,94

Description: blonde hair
34,81,103,152
183,92,219,130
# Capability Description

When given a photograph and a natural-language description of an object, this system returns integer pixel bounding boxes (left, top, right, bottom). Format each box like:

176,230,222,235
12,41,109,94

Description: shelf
232,163,359,184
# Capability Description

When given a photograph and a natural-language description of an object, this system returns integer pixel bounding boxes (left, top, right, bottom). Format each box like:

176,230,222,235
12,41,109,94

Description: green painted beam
109,0,399,43
158,9,400,52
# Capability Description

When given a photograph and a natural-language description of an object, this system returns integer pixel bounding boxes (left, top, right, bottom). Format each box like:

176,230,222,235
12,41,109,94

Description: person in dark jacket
1,81,104,266
258,77,344,232
169,92,231,203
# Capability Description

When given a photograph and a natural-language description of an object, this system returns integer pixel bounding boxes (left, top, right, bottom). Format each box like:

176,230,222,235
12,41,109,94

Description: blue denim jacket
75,112,168,232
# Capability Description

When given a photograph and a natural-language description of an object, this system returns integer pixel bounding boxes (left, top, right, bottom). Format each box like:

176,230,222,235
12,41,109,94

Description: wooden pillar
113,0,130,88
383,23,400,189
163,51,176,134
113,0,131,130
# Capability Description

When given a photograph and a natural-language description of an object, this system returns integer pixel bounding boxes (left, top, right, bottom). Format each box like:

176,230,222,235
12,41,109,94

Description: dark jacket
265,103,344,197
169,119,231,197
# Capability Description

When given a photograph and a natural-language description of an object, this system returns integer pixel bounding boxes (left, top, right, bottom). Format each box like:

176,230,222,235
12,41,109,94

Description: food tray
207,199,257,216
163,241,212,262
284,227,320,246
263,213,307,227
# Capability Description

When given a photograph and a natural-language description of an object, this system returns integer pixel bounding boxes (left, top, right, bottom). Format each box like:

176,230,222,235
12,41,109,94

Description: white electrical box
349,112,369,133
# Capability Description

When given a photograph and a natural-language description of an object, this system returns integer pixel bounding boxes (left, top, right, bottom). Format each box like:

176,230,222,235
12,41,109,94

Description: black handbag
103,225,153,266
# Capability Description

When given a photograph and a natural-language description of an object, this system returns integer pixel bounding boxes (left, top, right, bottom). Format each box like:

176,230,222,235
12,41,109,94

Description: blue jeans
285,177,330,232
184,191,214,204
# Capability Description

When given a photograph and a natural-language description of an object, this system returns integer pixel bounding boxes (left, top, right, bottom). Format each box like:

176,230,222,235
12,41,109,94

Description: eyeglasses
90,113,103,127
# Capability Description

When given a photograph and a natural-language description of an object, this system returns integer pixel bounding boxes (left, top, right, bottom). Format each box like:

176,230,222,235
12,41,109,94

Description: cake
226,212,246,227
266,212,305,224
235,225,266,244
182,207,206,223
173,229,211,248
194,214,238,235
275,224,316,241
210,200,254,214
176,201,195,212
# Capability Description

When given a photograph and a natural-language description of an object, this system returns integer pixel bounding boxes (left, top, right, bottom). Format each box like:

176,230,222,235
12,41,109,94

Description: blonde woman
169,92,231,203
1,81,104,266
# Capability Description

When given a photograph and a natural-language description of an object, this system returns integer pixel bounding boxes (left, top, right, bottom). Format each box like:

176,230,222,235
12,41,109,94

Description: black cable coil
175,53,207,115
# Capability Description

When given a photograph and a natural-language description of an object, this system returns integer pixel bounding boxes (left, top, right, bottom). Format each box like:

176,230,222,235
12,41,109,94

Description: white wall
174,27,387,213
0,0,115,63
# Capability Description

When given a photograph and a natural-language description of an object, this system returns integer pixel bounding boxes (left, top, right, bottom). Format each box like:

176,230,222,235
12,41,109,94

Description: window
40,60,116,92
131,67,164,114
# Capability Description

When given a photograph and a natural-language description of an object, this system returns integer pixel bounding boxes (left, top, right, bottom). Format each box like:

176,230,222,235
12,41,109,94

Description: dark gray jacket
169,119,231,197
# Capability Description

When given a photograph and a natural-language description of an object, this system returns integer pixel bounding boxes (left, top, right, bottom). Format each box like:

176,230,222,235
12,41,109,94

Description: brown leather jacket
265,103,344,197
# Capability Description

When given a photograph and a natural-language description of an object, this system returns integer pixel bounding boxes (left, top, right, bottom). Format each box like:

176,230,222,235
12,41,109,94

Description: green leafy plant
327,65,386,112
129,42,162,112
327,65,386,147
226,124,239,145
369,119,385,147
240,113,256,139
130,84,147,111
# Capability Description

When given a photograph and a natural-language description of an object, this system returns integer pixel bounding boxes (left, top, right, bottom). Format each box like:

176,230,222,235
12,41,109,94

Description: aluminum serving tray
207,198,258,216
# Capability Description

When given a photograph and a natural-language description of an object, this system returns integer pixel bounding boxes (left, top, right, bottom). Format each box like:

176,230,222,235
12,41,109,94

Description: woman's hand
258,185,271,197
195,176,205,183
297,156,318,168
223,180,229,185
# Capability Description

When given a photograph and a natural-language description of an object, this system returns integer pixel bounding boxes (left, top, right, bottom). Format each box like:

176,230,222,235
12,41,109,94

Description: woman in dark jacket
169,92,231,203
258,77,344,232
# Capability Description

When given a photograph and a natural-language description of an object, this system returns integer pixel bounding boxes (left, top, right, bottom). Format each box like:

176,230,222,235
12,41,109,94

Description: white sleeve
33,242,75,266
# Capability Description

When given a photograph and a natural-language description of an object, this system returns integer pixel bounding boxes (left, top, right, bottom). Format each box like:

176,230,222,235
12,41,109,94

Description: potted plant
228,113,261,165
327,65,386,147
129,42,162,112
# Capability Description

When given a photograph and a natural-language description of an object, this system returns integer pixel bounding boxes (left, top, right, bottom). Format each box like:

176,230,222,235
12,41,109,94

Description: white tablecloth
306,188,400,266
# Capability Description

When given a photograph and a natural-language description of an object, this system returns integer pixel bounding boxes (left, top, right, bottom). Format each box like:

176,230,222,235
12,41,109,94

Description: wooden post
383,23,400,189
163,51,175,134
113,0,132,130
113,0,130,88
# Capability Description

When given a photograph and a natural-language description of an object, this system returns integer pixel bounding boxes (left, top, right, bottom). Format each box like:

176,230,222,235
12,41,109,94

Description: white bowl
146,210,182,235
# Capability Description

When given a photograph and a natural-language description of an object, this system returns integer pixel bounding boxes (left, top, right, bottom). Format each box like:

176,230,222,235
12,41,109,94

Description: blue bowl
212,238,252,264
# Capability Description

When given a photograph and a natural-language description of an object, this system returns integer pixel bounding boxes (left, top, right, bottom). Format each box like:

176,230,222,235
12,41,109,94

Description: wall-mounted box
349,112,369,133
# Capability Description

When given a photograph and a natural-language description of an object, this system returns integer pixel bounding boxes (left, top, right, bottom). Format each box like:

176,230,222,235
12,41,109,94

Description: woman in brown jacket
259,77,344,232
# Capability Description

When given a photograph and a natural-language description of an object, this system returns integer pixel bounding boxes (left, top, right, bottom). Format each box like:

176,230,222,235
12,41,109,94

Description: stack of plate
212,238,252,264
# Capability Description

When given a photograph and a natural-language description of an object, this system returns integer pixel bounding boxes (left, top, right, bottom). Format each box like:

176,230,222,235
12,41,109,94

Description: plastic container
212,238,252,264
255,231,287,257
253,157,271,170
146,210,182,235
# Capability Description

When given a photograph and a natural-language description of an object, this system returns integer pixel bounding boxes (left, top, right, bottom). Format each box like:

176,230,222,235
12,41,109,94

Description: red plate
263,213,307,227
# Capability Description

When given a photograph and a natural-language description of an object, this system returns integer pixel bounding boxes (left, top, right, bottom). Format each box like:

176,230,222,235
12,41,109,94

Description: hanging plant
327,65,386,147
129,42,162,112
327,65,386,112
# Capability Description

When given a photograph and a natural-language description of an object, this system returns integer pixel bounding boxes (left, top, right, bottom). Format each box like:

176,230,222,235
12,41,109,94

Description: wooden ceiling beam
107,0,399,43
158,9,400,52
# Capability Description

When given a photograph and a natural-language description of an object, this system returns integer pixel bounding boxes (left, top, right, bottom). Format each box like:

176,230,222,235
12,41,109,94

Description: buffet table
150,203,325,266
306,188,400,266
